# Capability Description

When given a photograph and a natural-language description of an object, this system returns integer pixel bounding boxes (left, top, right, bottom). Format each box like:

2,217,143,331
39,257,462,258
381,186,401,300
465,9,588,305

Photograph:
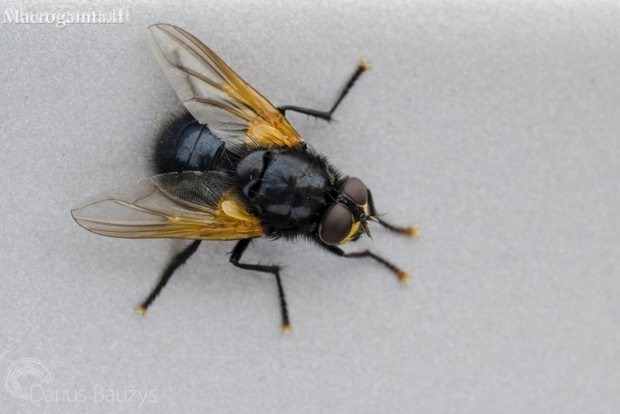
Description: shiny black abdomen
236,148,335,234
153,110,236,175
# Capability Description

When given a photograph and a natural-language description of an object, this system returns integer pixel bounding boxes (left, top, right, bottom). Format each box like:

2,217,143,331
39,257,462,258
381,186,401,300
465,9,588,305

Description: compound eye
319,204,353,245
343,177,367,205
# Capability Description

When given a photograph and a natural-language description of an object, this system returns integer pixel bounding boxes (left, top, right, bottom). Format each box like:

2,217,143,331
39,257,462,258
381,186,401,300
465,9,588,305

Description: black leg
278,60,370,121
136,240,201,315
367,190,420,238
229,239,291,332
319,241,412,285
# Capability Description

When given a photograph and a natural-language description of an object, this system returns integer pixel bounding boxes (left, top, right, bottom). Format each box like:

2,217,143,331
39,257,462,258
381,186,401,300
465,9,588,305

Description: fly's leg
230,239,291,332
367,190,420,238
278,60,370,121
319,241,412,285
136,240,201,315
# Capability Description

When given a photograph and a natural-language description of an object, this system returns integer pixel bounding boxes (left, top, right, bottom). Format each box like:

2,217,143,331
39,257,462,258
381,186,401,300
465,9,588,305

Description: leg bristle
405,225,420,238
281,322,293,333
358,59,371,72
396,270,412,285
135,306,148,316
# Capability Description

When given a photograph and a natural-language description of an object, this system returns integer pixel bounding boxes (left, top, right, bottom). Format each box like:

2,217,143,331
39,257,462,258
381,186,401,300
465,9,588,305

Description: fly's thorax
236,148,335,233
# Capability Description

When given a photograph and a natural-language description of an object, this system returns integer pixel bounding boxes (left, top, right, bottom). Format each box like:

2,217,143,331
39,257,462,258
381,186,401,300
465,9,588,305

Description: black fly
72,24,419,331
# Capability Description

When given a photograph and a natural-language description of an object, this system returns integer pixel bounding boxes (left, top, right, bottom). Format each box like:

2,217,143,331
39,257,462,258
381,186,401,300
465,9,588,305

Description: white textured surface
2,1,619,413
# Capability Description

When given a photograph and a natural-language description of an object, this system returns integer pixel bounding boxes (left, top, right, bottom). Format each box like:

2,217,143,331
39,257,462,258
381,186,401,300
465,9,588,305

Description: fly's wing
147,24,305,155
71,171,264,240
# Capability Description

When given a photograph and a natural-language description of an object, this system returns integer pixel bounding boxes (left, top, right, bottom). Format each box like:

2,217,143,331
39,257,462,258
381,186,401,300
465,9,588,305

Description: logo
4,358,53,400
1,352,157,408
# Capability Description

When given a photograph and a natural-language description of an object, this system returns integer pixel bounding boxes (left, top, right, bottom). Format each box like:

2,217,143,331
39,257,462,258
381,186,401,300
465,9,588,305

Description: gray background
1,1,619,413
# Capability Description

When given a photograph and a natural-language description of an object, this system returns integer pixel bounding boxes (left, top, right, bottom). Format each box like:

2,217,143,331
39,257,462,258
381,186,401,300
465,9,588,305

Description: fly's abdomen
153,110,234,174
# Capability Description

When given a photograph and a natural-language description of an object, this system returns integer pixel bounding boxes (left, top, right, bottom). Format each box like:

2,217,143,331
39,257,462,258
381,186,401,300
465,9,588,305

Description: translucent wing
71,171,264,240
147,24,305,155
